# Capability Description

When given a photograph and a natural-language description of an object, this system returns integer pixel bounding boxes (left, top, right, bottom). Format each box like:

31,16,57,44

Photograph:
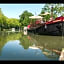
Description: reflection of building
42,48,59,59
29,33,63,51
29,45,59,59
29,46,39,49
29,43,43,50
28,35,59,59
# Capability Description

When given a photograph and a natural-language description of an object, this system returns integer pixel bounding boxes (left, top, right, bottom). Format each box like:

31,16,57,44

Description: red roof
55,16,64,21
45,16,64,25
45,20,54,24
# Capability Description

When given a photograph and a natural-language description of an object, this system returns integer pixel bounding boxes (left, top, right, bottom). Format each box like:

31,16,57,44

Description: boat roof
45,16,64,25
55,16,64,20
29,16,43,19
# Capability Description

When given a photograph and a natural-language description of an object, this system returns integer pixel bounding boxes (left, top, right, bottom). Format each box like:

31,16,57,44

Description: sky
0,4,45,19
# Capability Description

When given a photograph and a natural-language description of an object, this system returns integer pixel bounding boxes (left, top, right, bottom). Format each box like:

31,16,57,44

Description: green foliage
0,4,64,30
19,10,34,27
20,35,33,49
0,32,21,52
0,8,21,30
40,4,64,21
6,18,21,28
0,8,7,30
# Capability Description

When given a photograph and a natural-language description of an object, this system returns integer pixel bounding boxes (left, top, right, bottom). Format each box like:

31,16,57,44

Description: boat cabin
27,16,43,29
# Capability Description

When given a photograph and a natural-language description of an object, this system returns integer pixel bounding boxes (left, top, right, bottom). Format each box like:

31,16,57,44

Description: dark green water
0,32,63,60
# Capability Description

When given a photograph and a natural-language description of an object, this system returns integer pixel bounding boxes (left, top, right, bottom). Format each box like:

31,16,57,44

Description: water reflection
29,33,64,51
0,32,21,56
0,40,52,60
0,32,60,60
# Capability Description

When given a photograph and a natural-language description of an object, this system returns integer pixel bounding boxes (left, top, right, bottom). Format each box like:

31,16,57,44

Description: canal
0,32,63,60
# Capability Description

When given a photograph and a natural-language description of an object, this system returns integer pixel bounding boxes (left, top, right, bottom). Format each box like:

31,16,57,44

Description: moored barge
27,16,64,36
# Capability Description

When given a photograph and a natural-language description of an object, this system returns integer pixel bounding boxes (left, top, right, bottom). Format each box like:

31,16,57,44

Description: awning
29,16,43,19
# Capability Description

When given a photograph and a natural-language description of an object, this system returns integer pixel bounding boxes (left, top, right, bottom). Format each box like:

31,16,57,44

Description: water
0,32,62,60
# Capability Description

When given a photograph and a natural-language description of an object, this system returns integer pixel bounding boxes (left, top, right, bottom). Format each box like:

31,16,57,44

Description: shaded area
28,33,64,51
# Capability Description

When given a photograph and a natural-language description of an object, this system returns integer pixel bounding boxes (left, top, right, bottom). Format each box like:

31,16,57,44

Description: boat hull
27,22,64,36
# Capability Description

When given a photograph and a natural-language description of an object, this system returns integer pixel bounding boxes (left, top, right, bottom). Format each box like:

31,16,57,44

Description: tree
0,8,21,30
19,10,34,28
6,18,21,28
0,8,8,30
40,4,64,21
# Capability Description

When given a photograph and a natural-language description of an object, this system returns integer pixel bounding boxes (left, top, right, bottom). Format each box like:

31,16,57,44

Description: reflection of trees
6,32,21,41
19,35,33,49
29,34,64,51
27,34,63,59
0,32,21,56
0,32,7,56
0,32,61,59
